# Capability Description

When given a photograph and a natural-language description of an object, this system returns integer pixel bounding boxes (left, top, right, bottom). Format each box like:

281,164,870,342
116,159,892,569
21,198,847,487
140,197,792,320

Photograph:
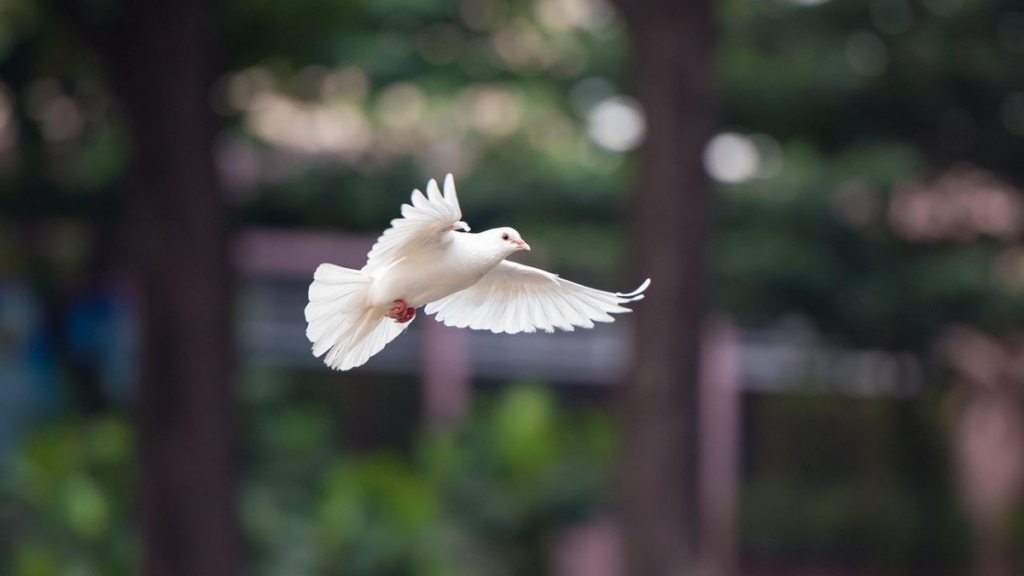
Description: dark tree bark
614,2,718,576
48,0,240,574
116,3,239,576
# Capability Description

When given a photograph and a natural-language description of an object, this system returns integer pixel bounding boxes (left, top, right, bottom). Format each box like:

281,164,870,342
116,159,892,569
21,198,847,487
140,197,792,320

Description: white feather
426,260,649,335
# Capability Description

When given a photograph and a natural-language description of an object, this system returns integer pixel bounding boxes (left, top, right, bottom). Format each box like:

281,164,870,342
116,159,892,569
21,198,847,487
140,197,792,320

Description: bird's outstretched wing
363,174,468,274
425,260,650,334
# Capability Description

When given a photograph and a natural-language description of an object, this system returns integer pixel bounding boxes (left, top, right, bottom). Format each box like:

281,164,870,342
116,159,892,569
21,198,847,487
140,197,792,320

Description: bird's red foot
387,300,416,323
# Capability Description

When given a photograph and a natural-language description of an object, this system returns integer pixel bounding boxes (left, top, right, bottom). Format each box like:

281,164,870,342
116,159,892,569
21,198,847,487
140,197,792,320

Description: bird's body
305,175,650,371
366,232,494,310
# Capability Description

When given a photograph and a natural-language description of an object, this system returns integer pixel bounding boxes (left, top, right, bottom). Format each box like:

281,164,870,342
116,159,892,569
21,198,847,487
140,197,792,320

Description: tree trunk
616,2,718,576
112,2,239,575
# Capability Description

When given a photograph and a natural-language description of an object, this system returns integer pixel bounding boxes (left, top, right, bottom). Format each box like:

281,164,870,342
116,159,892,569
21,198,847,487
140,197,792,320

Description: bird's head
483,227,530,255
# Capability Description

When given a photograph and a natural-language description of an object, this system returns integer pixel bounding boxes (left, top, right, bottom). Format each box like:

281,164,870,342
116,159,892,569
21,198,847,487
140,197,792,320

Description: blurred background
1,0,1023,575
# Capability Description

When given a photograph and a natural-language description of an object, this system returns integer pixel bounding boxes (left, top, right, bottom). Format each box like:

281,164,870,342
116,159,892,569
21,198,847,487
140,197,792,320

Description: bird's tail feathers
305,264,409,371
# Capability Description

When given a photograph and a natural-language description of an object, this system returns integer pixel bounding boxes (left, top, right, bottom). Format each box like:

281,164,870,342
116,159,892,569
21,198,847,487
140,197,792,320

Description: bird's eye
502,233,509,240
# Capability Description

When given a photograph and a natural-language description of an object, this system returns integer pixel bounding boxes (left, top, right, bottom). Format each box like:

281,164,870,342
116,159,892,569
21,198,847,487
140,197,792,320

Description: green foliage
739,479,971,569
423,385,615,537
739,392,972,570
6,385,993,573
317,456,448,576
0,385,615,576
4,417,136,576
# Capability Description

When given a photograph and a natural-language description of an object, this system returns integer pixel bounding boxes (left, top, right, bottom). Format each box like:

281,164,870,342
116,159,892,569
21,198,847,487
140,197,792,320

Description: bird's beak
514,239,531,251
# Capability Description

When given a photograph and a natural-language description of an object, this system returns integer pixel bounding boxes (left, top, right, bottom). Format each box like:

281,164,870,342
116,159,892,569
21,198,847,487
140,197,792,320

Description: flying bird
305,175,650,371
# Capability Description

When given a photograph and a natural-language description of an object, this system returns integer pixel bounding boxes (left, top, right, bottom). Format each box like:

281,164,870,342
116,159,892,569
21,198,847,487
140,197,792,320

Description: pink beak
514,239,531,251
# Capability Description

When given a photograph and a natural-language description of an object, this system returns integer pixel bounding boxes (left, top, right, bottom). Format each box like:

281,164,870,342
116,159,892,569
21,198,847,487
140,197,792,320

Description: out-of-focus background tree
2,0,1023,575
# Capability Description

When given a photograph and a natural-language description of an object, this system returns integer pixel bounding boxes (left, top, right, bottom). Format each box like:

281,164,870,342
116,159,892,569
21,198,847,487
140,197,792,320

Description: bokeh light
586,96,645,152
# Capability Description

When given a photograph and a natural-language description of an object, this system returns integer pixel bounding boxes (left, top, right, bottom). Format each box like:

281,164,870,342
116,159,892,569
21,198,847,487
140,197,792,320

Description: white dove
305,174,650,371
